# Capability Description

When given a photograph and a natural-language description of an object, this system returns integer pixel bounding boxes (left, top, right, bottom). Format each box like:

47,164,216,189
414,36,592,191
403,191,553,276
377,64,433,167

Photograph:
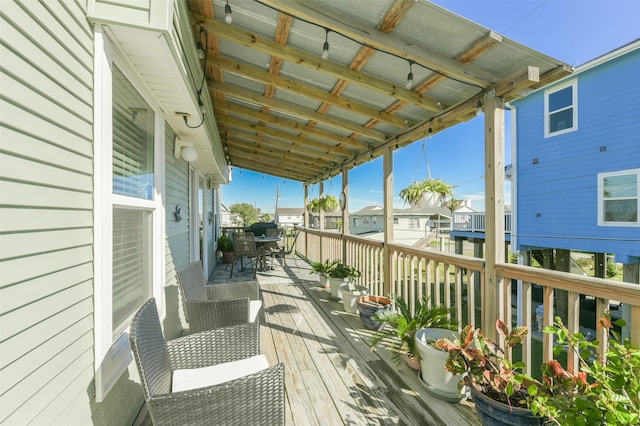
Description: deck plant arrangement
527,317,640,426
310,259,338,289
370,295,456,372
217,235,234,264
437,320,544,426
307,195,339,212
399,178,455,207
327,262,361,300
340,281,369,314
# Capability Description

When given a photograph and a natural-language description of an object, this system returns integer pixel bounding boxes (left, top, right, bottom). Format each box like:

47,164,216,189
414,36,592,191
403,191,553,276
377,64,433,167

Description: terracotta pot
356,295,392,331
221,251,234,264
403,353,421,371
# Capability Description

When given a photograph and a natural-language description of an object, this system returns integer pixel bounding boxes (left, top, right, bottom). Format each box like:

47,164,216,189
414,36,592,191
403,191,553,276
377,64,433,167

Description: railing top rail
298,228,385,249
496,263,640,305
387,242,485,271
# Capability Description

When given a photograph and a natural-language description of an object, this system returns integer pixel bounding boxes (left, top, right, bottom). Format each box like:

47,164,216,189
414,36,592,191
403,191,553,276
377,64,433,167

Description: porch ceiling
187,0,572,184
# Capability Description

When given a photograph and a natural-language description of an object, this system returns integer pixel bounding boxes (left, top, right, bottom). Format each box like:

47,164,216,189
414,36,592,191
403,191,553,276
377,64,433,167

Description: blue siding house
510,40,640,265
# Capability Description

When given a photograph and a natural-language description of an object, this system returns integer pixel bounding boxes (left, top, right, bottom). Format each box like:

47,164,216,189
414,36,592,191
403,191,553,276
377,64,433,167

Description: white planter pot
416,191,440,208
329,277,350,300
319,275,329,289
340,286,368,313
415,328,465,402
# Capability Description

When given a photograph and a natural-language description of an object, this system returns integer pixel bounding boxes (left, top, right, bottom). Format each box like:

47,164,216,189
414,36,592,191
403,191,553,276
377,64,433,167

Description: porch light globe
181,146,198,162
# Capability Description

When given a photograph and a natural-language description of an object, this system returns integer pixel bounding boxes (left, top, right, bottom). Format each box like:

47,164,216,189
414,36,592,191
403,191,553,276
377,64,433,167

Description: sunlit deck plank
211,256,480,425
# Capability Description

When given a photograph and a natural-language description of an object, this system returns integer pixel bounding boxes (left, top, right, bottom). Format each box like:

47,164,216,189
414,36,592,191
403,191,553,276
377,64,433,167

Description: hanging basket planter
399,178,455,207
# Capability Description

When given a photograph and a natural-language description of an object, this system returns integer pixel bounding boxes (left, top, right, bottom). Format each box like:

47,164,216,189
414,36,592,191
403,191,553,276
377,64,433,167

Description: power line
501,0,549,35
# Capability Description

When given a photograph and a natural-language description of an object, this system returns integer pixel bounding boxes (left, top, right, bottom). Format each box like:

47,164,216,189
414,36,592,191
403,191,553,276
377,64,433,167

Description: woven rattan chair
177,261,262,332
230,232,260,278
129,298,285,426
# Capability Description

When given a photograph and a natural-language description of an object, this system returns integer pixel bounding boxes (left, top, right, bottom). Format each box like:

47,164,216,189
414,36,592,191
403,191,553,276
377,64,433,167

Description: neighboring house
1,2,228,424
351,204,451,236
510,40,640,267
221,202,242,227
308,211,343,230
276,207,304,228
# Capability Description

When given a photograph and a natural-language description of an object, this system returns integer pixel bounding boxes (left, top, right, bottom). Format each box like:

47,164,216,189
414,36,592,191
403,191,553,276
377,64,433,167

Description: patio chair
231,232,260,278
129,298,285,426
177,261,262,332
266,228,299,267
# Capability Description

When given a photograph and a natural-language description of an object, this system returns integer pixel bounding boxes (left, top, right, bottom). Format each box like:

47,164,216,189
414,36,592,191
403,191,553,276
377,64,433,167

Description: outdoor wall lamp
174,138,198,162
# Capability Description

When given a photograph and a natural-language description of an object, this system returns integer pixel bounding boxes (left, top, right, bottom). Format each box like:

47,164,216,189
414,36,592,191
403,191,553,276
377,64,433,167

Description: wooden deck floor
210,255,480,425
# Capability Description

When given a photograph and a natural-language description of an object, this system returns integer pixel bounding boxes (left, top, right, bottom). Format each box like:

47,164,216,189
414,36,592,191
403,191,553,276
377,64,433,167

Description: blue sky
221,0,640,214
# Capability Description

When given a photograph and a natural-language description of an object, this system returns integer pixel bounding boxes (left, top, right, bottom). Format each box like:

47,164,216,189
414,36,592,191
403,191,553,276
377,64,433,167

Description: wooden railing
452,212,512,233
295,228,640,375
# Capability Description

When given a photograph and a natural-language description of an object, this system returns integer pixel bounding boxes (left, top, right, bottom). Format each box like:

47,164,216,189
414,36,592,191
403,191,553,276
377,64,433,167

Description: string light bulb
405,61,414,89
197,41,205,60
476,99,483,115
224,0,232,24
322,28,330,60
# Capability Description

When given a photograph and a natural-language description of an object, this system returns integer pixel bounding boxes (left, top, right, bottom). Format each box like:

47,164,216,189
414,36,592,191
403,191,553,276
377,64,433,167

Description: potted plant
370,295,456,371
357,295,393,331
340,282,369,313
527,317,639,426
310,259,338,289
437,320,543,426
307,195,339,212
217,235,234,264
399,178,455,207
327,262,361,300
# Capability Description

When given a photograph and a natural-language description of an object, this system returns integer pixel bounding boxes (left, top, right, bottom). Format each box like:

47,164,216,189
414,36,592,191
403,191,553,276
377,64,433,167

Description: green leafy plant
310,259,338,276
217,235,233,252
307,195,339,212
399,178,455,206
437,320,534,408
527,317,640,425
370,295,456,362
328,262,361,279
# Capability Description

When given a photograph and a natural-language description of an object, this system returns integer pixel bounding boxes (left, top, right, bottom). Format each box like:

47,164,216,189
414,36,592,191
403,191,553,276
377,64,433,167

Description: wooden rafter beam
220,118,354,159
200,17,442,112
231,158,315,181
228,147,321,176
227,138,330,172
213,102,369,150
255,0,498,87
209,81,387,141
213,55,408,129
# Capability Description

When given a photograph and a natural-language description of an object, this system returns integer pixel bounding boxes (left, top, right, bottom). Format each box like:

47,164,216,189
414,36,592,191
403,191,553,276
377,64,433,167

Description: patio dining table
253,235,282,271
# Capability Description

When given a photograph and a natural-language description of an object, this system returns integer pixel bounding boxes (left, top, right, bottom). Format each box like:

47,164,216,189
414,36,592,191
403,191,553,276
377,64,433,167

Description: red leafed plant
527,316,640,426
436,319,535,408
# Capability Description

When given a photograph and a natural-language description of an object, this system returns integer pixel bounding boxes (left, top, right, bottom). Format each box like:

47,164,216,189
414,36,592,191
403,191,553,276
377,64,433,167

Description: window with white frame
409,217,420,229
94,29,165,401
544,80,577,137
111,65,155,335
598,169,640,226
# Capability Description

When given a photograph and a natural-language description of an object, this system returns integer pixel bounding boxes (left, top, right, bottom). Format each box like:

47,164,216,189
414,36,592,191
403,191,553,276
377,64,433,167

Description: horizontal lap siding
0,0,98,424
164,123,190,338
515,50,640,255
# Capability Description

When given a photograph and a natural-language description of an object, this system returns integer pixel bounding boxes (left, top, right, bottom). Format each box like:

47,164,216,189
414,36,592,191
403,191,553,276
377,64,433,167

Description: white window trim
597,168,640,227
93,27,166,402
544,79,578,138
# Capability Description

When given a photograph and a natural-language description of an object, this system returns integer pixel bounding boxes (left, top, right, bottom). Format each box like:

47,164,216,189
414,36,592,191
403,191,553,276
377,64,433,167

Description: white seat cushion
172,354,269,392
249,300,262,322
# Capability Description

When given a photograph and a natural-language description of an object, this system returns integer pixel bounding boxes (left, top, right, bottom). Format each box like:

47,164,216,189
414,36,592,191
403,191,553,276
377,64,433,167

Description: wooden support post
622,263,639,343
319,182,325,232
383,147,394,296
483,93,505,342
341,166,349,235
304,184,309,256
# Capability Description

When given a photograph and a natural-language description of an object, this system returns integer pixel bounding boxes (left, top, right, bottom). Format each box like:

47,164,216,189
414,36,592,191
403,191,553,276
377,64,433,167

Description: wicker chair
265,228,299,267
177,261,262,333
230,232,260,278
129,298,285,426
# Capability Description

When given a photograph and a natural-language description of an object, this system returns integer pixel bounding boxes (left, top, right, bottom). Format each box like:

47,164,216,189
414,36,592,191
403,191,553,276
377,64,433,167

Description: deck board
209,255,481,425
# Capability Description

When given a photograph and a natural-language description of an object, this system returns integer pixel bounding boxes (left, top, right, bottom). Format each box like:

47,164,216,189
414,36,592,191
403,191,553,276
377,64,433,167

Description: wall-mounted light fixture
174,138,198,162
